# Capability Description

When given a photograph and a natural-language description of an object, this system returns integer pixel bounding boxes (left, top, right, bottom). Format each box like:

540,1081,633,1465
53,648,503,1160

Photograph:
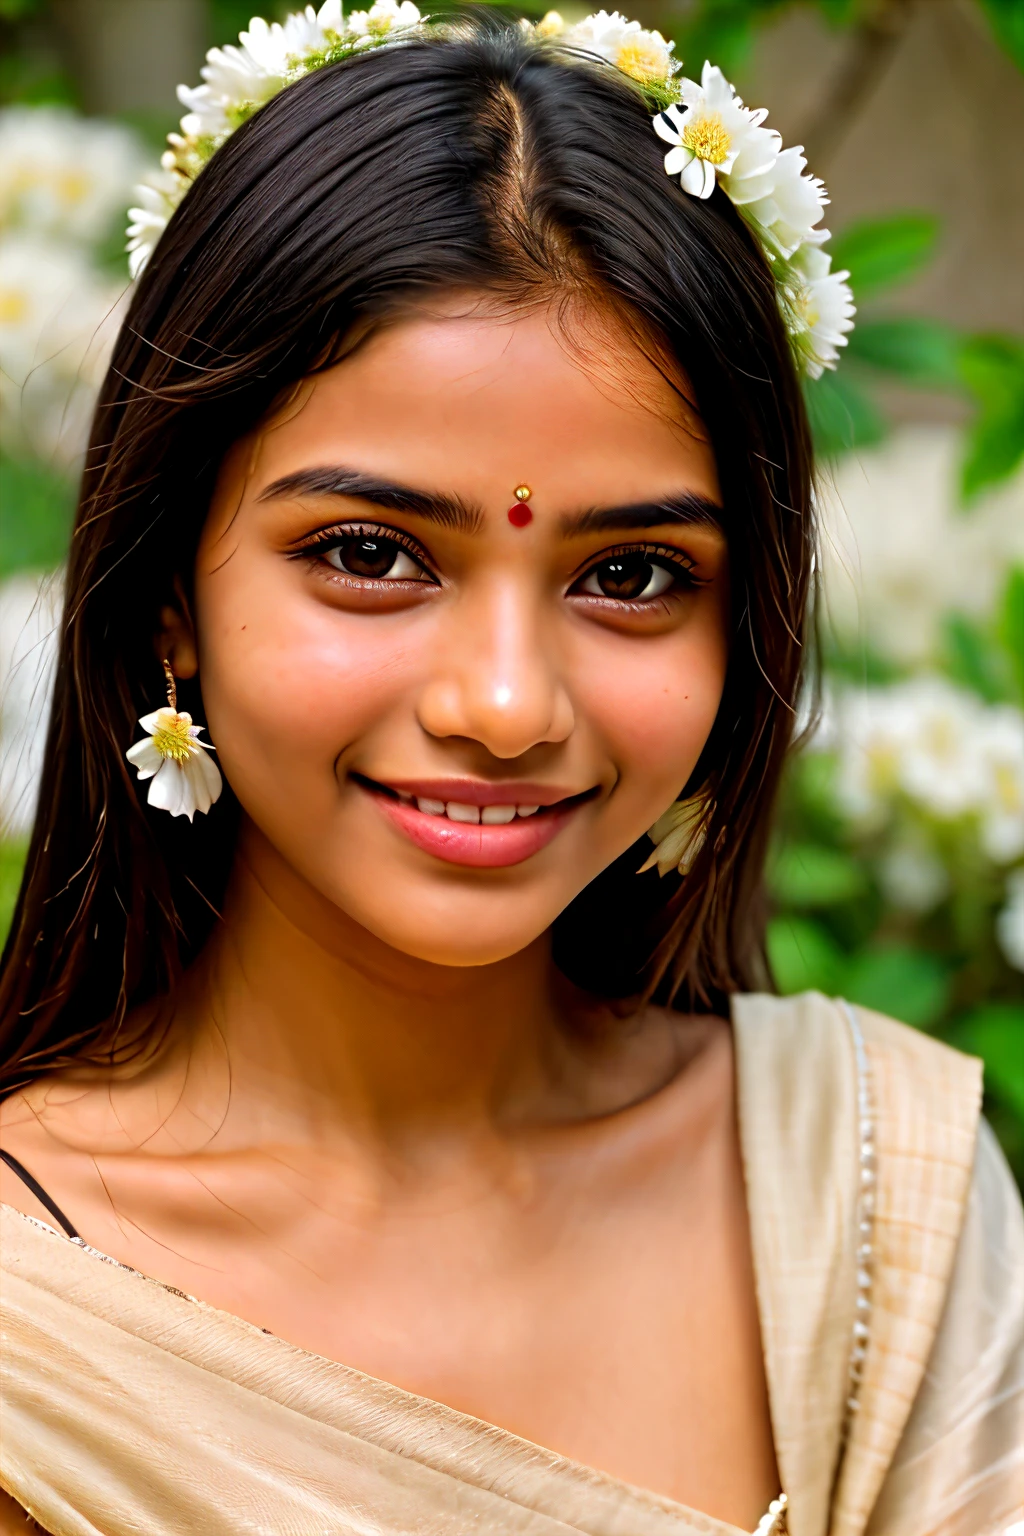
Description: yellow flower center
795,286,820,329
535,11,564,38
56,170,90,206
366,5,395,34
0,289,28,324
993,762,1021,813
865,743,900,797
615,36,671,84
151,712,196,763
682,112,731,165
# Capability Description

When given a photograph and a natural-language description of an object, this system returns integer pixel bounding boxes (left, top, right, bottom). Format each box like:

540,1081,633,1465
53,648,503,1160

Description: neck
173,823,592,1150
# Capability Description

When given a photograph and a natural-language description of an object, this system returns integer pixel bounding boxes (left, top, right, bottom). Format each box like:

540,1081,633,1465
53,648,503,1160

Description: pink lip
363,785,584,868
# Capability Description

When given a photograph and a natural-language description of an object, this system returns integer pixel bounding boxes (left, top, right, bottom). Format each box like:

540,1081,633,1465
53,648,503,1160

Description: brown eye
579,554,676,601
324,535,425,580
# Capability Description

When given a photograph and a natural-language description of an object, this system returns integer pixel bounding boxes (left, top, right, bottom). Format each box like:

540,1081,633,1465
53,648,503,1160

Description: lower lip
369,791,579,868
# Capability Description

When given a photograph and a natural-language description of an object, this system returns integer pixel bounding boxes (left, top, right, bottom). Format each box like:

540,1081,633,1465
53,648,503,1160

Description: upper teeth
415,798,541,823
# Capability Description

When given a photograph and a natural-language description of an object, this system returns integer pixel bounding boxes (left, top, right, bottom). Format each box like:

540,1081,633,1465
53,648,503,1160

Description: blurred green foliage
0,841,27,943
669,0,1024,77
767,567,1024,1184
0,456,76,578
803,213,1024,500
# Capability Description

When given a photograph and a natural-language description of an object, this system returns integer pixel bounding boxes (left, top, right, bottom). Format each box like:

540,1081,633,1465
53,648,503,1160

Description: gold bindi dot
514,485,531,502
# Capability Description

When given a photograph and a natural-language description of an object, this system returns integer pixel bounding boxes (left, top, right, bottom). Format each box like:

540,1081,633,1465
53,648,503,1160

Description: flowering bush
768,568,1024,1182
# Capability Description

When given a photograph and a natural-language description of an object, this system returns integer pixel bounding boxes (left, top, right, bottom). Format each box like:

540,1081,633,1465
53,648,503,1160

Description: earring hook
161,658,177,712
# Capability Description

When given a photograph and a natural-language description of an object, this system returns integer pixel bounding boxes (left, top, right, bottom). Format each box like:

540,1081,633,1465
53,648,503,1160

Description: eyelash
293,523,704,603
294,523,435,580
572,543,703,602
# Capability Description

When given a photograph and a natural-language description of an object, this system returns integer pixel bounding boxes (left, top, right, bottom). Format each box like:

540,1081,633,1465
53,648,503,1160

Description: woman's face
192,298,729,965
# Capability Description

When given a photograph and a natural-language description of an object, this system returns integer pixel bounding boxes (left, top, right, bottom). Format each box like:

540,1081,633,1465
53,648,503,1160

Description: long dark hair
0,15,813,1094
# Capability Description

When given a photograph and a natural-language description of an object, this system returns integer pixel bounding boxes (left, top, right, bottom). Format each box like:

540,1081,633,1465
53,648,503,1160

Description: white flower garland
126,2,855,379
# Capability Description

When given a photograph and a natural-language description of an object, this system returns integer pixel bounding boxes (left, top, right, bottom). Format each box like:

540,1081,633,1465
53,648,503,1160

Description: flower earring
126,659,223,821
637,792,709,877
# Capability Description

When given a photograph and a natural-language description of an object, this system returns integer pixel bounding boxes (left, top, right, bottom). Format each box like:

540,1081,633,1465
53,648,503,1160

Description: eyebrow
258,468,483,534
560,494,724,538
258,467,722,540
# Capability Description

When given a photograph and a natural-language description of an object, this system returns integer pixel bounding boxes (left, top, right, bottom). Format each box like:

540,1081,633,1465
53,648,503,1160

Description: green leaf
828,214,941,299
997,565,1024,703
942,612,1015,704
977,0,1024,72
947,1004,1024,1118
0,455,75,578
845,318,961,389
958,335,1024,504
803,369,886,456
767,916,846,996
0,840,28,949
769,842,866,907
844,945,950,1029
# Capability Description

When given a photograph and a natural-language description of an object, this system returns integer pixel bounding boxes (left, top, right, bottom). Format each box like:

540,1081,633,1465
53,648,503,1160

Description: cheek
192,556,414,806
574,608,728,803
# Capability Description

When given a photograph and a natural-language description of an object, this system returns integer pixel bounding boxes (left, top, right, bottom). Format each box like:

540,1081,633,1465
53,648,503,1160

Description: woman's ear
156,576,199,680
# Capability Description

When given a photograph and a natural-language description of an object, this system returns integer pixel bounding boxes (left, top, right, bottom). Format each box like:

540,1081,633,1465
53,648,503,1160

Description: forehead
243,298,719,508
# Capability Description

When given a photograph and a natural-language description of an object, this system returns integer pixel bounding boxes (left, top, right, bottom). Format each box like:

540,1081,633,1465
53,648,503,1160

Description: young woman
0,8,1020,1533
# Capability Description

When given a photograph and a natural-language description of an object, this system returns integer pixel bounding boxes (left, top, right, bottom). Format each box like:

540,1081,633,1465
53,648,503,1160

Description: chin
338,890,559,969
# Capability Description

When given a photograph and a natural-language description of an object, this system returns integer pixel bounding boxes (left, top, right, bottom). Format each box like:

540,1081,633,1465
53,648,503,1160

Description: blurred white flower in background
0,107,144,245
996,869,1024,973
877,837,950,914
0,233,124,465
978,709,1024,863
0,105,140,466
824,676,1024,862
818,427,1024,665
0,573,62,837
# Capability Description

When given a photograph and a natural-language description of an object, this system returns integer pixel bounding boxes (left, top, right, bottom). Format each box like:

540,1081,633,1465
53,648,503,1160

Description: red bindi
508,484,532,527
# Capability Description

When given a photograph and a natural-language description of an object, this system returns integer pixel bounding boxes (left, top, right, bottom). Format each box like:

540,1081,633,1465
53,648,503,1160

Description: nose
416,577,574,759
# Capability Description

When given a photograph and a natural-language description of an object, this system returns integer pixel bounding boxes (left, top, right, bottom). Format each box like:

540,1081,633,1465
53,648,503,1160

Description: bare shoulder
0,1070,132,1232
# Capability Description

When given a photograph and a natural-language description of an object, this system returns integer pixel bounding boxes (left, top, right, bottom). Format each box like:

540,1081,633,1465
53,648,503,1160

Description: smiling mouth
351,773,598,868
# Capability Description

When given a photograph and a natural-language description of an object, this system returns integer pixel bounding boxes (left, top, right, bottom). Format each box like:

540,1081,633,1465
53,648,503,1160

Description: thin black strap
0,1149,81,1241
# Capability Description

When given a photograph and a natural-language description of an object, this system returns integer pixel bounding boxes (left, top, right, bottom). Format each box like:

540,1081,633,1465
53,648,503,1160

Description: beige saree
1,992,1022,1536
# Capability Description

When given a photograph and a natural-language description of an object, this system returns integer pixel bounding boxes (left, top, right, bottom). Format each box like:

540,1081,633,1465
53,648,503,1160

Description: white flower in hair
785,244,855,380
177,32,286,142
654,62,772,199
534,11,566,39
125,172,178,280
124,1,855,377
347,0,421,41
565,10,677,89
173,3,348,143
126,708,223,821
745,143,830,260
